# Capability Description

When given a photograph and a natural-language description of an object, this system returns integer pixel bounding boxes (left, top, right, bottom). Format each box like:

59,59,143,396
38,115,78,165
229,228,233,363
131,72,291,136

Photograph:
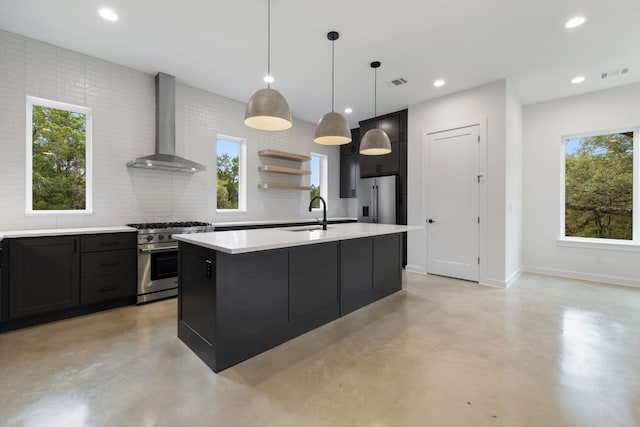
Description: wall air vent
600,67,631,80
386,77,408,87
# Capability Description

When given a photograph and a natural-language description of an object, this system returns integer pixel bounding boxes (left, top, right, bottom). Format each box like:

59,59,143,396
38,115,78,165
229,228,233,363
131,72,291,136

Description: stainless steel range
127,221,214,304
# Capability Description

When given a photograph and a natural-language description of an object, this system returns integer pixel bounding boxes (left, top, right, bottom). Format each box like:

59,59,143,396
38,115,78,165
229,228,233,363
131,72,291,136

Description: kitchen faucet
309,196,327,230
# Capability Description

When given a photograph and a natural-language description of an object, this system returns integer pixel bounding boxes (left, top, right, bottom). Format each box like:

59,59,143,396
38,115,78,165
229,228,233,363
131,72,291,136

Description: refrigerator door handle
373,184,378,223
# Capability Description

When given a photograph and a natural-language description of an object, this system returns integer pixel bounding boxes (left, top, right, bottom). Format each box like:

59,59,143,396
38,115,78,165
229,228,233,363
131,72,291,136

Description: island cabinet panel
8,236,80,319
177,232,404,373
373,234,402,293
340,238,374,315
178,243,216,347
289,242,339,334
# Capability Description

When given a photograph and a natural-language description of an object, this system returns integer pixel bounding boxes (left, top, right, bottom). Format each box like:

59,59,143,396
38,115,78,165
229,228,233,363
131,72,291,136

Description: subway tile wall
0,30,347,230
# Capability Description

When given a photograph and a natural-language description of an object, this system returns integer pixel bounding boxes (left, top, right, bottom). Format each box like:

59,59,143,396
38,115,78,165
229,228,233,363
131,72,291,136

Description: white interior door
426,125,479,281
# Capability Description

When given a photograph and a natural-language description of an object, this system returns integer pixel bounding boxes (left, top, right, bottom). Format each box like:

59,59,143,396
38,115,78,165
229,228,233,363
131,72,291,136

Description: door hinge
477,217,480,224
477,135,480,142
478,257,480,264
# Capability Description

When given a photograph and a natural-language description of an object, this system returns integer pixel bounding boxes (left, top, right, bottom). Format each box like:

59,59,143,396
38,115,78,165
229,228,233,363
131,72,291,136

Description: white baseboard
505,268,523,288
405,265,426,275
479,278,507,289
522,265,640,288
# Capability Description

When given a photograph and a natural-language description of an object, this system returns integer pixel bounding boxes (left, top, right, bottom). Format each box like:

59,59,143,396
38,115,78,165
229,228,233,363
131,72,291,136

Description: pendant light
359,61,391,155
314,31,351,145
244,0,292,131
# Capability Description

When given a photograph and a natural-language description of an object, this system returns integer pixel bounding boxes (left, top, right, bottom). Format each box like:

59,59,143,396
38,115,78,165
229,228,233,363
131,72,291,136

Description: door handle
428,219,436,223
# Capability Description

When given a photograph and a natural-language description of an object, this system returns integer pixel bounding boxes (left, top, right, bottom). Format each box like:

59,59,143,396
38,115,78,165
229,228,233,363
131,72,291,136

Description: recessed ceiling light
263,75,274,83
344,107,352,114
98,8,118,22
433,79,446,87
571,76,586,84
565,16,586,29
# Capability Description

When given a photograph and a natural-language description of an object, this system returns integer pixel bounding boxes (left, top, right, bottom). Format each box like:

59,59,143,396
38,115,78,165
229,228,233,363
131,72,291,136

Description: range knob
145,235,154,242
158,234,165,240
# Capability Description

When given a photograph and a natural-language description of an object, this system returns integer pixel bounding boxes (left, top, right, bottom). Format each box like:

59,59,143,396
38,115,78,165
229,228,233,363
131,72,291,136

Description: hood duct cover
127,73,206,173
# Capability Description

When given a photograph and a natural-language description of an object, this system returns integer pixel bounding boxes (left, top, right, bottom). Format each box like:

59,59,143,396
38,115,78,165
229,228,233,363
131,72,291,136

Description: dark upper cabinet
340,128,360,198
358,110,407,178
340,128,360,156
360,145,400,177
8,236,80,319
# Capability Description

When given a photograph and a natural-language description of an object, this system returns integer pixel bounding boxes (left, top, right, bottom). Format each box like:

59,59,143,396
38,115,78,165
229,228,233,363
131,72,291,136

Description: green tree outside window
565,131,634,240
32,105,87,210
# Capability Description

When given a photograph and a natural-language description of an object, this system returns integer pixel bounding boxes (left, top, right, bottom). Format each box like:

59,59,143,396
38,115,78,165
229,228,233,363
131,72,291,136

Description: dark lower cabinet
8,236,80,319
341,234,402,316
289,242,339,330
178,233,403,372
1,232,137,332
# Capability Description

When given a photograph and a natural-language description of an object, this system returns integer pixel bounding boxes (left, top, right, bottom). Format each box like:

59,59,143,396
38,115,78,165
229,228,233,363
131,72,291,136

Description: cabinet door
289,242,338,321
378,115,400,143
373,234,401,294
340,154,359,198
9,236,79,318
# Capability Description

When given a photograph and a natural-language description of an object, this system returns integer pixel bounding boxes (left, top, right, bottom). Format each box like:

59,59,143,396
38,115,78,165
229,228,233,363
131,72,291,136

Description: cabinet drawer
81,249,136,279
81,273,136,305
81,233,136,253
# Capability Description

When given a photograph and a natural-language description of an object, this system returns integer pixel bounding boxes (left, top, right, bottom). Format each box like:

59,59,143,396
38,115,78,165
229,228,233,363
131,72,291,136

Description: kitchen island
173,223,411,372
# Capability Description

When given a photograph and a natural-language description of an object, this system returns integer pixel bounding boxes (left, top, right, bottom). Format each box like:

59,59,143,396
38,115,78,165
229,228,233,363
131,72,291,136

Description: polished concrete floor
1,272,639,427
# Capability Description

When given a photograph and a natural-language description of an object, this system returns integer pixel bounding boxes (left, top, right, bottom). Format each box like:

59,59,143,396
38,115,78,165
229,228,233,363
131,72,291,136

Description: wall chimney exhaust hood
127,73,206,173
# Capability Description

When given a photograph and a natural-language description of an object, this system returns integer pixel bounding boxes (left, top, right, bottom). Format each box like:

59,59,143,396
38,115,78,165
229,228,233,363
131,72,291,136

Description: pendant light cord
331,38,335,112
373,66,377,117
267,0,271,88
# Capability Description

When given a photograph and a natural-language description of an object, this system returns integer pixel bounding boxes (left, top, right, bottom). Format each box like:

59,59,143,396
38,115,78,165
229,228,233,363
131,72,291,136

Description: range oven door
138,244,178,302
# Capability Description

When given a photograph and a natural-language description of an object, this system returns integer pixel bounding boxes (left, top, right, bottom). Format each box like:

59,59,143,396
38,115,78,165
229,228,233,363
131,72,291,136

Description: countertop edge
0,226,137,241
174,224,417,254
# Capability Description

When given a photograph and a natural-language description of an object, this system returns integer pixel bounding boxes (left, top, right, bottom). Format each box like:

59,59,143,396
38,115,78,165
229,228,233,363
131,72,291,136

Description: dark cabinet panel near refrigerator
340,128,360,198
8,236,80,319
358,110,407,178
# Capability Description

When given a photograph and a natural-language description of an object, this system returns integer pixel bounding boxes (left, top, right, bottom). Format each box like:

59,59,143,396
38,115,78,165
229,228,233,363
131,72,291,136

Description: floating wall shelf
259,165,311,175
258,149,312,162
258,183,312,191
258,149,312,191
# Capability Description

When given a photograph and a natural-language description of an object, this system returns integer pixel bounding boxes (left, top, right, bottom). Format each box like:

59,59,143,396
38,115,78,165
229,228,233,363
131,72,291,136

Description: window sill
26,210,93,215
557,237,640,252
216,209,247,214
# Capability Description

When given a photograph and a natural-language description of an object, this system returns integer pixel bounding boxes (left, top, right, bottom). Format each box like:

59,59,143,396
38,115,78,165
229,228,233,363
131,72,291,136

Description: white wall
0,30,346,231
523,82,640,287
505,82,524,285
407,80,509,286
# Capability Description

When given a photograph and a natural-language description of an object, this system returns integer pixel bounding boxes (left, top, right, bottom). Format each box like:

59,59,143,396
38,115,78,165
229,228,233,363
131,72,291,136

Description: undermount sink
285,225,334,232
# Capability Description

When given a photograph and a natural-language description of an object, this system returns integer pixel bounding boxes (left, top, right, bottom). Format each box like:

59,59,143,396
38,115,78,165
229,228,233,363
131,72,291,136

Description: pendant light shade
314,31,351,145
245,88,292,131
360,61,391,156
360,128,391,155
244,0,292,131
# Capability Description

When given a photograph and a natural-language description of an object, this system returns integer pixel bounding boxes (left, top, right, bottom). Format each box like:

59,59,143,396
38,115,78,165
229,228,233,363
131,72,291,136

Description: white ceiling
1,0,639,128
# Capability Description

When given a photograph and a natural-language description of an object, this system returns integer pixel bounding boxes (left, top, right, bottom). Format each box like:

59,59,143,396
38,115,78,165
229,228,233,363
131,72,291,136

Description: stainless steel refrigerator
357,175,398,224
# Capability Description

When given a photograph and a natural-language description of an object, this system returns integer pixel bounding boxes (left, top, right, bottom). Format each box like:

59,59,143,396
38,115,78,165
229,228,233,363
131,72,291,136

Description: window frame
26,96,93,215
559,127,639,249
310,152,328,212
215,134,247,213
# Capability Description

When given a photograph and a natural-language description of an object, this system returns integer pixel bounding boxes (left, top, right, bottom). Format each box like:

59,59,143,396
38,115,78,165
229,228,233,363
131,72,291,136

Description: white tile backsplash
0,29,348,231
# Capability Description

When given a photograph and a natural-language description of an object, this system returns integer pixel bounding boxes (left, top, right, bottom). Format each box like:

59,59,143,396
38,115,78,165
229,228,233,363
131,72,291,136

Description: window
216,135,246,211
562,129,638,242
310,152,328,210
26,96,92,214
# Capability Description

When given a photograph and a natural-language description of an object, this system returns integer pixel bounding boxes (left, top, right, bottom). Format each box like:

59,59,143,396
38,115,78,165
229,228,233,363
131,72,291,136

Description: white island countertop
174,223,416,254
0,226,136,242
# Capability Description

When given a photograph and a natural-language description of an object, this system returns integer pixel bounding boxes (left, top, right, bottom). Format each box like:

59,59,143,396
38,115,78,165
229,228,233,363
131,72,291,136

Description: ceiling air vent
600,67,631,80
386,77,408,87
